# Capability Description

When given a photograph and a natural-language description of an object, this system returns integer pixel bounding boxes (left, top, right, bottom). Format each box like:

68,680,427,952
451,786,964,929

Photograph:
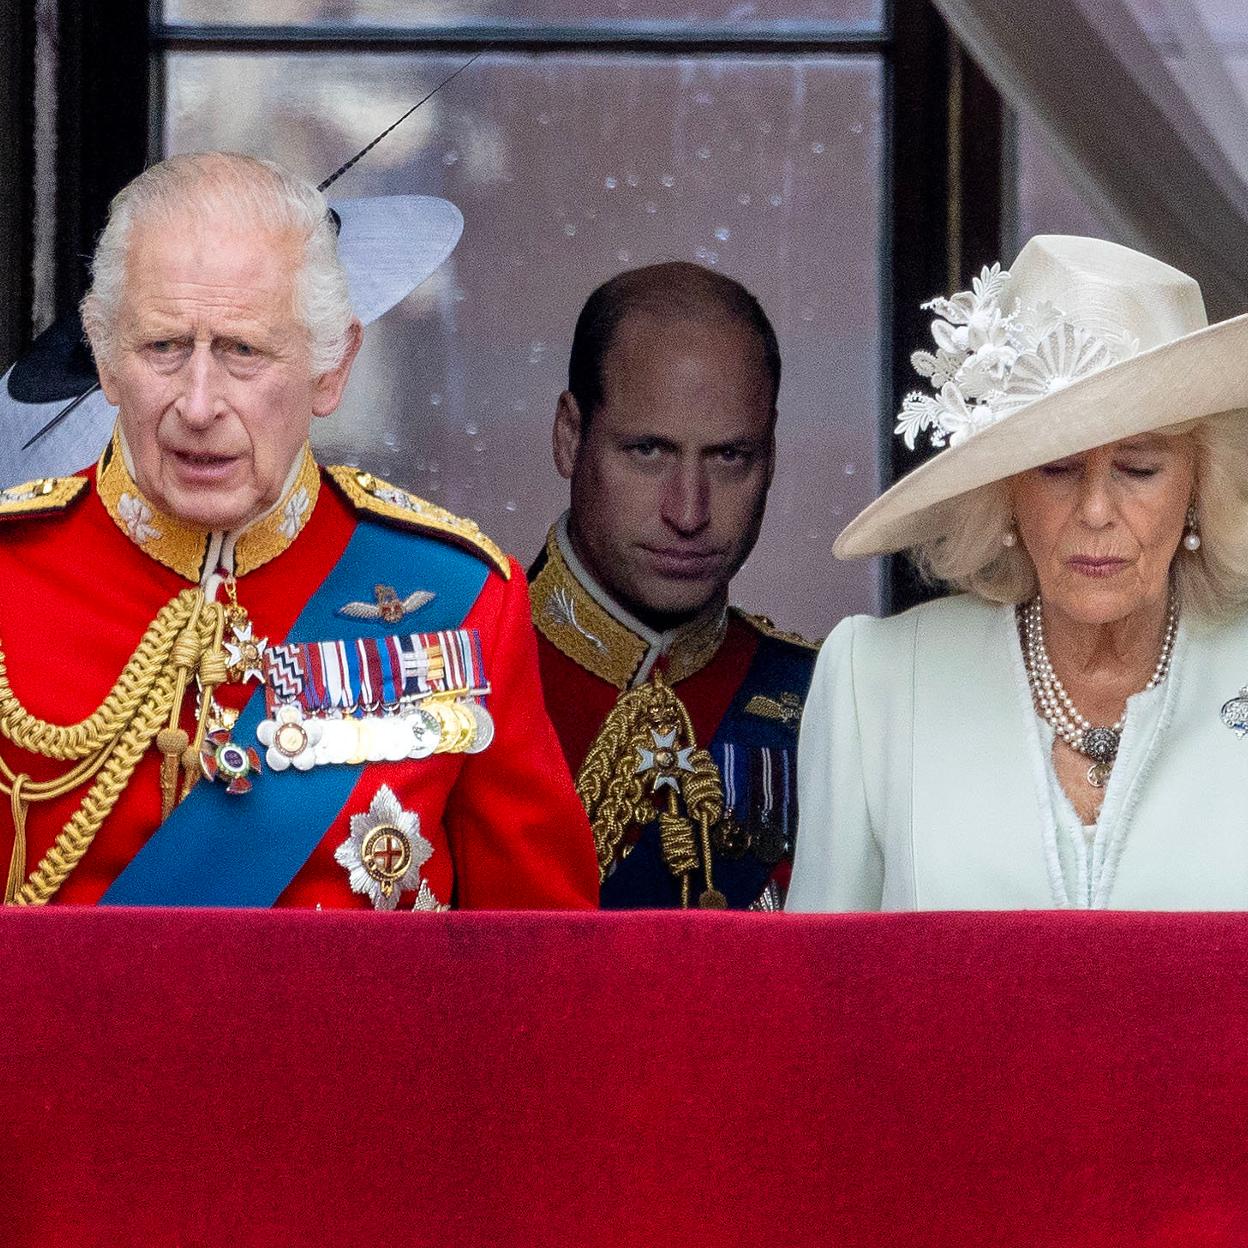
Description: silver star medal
224,620,269,684
1221,686,1248,737
635,728,696,791
335,784,434,911
412,879,449,912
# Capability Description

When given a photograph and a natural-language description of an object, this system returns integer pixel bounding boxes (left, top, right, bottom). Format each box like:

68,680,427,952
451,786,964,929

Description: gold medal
430,700,474,753
449,701,479,753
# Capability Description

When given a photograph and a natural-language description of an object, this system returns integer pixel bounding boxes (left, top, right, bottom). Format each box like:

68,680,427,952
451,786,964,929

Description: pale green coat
787,595,1248,911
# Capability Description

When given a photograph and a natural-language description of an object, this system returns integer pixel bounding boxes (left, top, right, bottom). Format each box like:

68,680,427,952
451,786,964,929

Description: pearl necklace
1019,596,1178,788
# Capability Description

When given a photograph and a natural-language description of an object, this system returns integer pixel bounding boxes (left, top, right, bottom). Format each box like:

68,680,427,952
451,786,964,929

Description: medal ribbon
264,628,488,717
101,520,492,908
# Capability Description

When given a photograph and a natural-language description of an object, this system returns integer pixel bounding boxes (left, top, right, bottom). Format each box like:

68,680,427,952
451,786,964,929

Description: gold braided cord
658,810,698,875
576,678,727,905
0,590,207,761
0,589,225,906
683,749,724,826
576,680,689,879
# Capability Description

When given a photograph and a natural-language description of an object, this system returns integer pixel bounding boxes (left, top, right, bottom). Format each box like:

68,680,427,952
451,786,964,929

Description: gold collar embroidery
97,431,321,582
531,521,728,690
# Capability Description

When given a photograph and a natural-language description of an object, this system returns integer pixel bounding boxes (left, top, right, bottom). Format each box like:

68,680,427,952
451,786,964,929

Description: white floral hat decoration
835,234,1248,559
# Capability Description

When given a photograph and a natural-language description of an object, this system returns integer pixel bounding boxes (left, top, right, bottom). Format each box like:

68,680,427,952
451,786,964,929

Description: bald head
566,261,780,431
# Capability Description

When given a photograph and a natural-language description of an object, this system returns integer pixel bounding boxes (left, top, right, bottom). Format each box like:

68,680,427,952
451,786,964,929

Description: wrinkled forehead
119,210,304,323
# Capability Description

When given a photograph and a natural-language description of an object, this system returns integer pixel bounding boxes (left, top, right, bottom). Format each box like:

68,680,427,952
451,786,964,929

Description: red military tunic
529,518,818,910
0,440,597,909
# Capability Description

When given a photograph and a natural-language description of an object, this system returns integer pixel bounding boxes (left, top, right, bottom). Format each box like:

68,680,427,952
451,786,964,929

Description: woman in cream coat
788,235,1248,911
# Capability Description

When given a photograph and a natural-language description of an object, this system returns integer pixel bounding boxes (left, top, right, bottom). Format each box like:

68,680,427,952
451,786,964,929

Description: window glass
162,1,884,34
165,50,883,636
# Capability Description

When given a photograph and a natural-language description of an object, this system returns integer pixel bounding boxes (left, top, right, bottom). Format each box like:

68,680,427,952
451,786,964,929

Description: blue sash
599,632,816,909
101,520,490,908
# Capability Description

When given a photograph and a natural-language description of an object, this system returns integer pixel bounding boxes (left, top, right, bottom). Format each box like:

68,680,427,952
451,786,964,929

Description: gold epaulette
326,465,511,580
733,608,822,651
0,476,89,520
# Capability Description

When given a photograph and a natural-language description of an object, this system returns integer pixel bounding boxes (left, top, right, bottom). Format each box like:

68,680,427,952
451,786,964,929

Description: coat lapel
910,598,1058,908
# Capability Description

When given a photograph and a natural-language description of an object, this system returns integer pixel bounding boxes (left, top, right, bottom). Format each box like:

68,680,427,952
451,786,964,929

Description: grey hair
910,410,1248,621
81,151,355,374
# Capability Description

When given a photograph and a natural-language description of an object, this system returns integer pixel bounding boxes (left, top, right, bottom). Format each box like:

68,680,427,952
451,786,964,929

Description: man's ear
553,390,583,480
765,417,777,487
311,319,364,419
95,354,121,407
83,305,121,407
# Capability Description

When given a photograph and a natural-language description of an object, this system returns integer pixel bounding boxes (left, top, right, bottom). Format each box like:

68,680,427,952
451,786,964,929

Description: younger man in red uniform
530,262,818,910
0,152,597,910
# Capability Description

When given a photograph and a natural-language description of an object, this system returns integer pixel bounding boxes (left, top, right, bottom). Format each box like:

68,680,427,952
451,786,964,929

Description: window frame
37,0,1003,614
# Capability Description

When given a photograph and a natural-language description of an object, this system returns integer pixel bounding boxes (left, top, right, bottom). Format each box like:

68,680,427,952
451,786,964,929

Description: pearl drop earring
1002,528,1018,548
1184,504,1201,552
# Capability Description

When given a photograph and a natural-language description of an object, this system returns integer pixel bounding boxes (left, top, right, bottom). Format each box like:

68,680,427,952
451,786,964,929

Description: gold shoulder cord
576,675,727,909
0,589,228,905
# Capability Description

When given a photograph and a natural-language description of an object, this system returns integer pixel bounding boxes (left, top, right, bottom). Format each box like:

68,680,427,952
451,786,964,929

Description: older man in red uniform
0,152,596,910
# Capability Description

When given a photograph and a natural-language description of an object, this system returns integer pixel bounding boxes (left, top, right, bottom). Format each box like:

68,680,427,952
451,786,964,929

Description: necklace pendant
1086,761,1112,789
1081,725,1120,765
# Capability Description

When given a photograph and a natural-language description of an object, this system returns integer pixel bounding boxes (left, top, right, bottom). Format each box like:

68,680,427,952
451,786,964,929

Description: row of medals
220,589,495,765
270,697,495,768
710,811,788,867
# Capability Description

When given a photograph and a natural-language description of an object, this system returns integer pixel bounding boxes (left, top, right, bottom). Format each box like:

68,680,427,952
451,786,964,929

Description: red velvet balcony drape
2,909,1246,1246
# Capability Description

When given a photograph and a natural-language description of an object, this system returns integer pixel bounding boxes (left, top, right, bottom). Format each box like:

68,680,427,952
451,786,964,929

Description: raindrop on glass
625,173,639,187
850,122,864,135
442,150,459,166
661,174,675,188
769,193,783,207
604,175,618,190
695,246,709,261
696,146,712,160
564,223,577,237
504,500,518,513
537,112,550,126
811,142,826,155
843,461,857,477
714,226,730,242
464,423,480,437
694,91,712,105
645,201,658,214
617,249,631,264
429,393,443,407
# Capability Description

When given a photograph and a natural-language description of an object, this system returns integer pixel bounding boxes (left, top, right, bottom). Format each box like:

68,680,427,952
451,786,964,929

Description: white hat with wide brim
0,194,463,483
835,235,1248,560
